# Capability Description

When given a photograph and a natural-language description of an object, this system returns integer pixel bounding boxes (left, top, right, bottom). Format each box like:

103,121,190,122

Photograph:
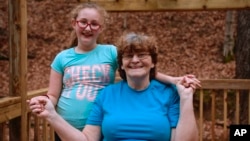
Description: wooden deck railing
0,79,250,141
197,79,250,141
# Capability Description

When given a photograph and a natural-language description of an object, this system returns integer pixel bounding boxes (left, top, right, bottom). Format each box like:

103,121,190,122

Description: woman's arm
171,76,199,141
28,97,101,141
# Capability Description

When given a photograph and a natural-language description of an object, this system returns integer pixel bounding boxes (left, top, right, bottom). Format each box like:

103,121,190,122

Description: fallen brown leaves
0,1,235,94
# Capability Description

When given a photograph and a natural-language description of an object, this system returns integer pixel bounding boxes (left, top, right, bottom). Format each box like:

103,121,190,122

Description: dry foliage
0,0,235,96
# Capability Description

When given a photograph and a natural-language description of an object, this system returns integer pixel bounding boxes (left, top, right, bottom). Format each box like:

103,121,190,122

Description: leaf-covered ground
0,1,235,93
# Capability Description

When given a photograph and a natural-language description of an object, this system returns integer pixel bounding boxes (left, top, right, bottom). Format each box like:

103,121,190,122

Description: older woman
28,33,199,141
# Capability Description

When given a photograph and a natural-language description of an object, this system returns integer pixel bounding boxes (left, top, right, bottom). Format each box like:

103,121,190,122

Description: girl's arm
155,72,181,84
155,72,201,88
46,69,63,106
29,69,62,107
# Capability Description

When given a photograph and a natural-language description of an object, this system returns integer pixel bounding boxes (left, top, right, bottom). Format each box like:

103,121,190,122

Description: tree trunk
235,10,250,124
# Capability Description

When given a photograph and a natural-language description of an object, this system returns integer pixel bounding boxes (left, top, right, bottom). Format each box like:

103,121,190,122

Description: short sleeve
51,52,64,74
110,45,118,71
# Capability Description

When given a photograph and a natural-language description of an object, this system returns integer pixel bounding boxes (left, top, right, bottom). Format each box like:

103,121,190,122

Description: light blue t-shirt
51,44,117,130
87,80,180,141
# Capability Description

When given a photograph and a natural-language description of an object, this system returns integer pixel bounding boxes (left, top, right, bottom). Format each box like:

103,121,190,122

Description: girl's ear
99,26,105,33
151,63,155,68
71,19,76,28
99,21,106,33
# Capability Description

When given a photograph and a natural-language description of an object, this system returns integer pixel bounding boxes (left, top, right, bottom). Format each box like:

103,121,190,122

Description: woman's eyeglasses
76,20,101,31
122,53,151,60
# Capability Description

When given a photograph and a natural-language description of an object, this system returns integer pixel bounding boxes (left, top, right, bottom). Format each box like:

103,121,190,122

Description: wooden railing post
0,123,3,141
223,90,228,141
249,91,250,124
199,90,204,141
235,91,240,124
211,91,215,141
8,0,28,141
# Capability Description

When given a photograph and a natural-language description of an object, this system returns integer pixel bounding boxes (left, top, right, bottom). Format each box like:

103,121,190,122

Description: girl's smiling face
73,8,103,48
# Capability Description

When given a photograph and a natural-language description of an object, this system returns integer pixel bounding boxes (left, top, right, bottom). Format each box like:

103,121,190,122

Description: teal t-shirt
51,44,117,130
87,80,180,141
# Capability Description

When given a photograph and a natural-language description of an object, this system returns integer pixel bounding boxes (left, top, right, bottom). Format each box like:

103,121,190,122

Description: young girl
31,2,200,141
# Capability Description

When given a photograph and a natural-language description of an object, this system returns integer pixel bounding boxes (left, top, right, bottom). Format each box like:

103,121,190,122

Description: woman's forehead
123,46,150,53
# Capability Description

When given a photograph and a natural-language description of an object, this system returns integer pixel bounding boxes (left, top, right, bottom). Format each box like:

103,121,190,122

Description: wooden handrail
200,79,250,89
0,88,48,123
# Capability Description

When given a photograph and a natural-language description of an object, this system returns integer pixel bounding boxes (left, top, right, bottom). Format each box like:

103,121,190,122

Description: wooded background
0,0,237,96
1,1,250,141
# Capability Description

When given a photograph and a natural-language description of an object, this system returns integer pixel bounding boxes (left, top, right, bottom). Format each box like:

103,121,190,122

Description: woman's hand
178,74,201,90
176,76,196,99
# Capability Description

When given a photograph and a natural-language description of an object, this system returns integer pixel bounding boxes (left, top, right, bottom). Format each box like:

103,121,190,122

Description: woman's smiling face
121,52,155,80
117,33,158,81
